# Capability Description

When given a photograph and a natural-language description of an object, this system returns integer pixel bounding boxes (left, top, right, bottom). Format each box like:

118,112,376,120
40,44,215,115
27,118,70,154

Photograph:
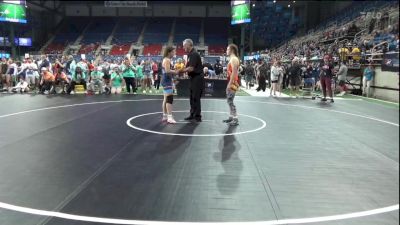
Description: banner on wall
381,52,399,72
104,1,147,7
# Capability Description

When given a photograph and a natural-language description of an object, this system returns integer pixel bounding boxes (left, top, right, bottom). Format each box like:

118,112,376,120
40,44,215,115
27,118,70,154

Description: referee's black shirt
186,48,203,77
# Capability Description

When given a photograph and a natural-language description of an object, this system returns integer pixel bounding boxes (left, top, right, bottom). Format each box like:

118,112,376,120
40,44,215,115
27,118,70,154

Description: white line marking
127,111,267,137
0,202,397,225
0,98,398,224
232,99,400,127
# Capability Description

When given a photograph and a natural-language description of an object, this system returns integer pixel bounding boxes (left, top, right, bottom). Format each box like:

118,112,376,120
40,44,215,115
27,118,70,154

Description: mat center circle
126,110,267,137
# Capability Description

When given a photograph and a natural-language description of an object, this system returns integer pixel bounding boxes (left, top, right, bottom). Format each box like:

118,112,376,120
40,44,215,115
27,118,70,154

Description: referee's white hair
183,39,193,46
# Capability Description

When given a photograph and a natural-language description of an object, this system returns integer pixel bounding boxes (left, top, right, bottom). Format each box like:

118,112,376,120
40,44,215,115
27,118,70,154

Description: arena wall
371,68,399,103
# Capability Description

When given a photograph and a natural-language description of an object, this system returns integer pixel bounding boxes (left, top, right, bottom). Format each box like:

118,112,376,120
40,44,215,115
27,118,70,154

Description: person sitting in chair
87,66,104,95
67,66,86,94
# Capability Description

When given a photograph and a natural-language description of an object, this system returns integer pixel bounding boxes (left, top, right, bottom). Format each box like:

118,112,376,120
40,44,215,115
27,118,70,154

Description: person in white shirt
336,61,348,96
22,59,39,90
270,60,283,97
109,60,118,72
12,77,29,93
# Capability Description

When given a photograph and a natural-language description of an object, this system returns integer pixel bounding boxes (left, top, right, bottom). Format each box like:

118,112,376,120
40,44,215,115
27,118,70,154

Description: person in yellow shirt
174,58,185,78
338,46,349,62
351,47,361,62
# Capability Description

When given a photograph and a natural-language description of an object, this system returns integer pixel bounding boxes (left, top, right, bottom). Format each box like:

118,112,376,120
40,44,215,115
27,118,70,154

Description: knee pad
166,95,173,104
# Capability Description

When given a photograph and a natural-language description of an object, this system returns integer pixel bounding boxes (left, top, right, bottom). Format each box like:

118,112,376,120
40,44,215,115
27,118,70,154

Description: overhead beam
27,1,64,15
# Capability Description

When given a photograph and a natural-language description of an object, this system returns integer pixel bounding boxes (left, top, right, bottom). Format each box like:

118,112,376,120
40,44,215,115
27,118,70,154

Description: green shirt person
91,69,104,81
120,64,136,78
76,61,88,79
135,64,143,79
111,72,123,87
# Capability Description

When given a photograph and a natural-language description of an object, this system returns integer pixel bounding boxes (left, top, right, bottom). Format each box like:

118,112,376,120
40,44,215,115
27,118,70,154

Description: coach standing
182,39,204,122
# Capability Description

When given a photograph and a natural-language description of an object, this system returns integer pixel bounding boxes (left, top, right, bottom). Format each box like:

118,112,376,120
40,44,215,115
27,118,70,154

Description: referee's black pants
189,75,204,119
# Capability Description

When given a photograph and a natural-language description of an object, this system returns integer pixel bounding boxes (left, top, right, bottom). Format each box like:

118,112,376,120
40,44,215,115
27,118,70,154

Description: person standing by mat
161,46,179,124
182,39,204,122
223,44,240,126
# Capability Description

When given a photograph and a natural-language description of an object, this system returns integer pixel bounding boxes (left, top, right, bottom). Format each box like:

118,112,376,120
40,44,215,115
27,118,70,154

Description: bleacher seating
41,17,231,58
208,45,225,55
79,44,99,54
81,18,117,45
101,55,125,63
44,43,65,54
113,18,145,44
52,18,89,45
174,18,200,44
175,45,185,56
253,2,301,47
143,44,162,56
143,18,173,44
110,44,131,55
136,55,162,63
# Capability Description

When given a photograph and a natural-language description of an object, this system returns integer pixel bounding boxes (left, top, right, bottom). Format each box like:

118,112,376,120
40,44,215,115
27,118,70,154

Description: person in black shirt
203,61,213,71
256,58,268,92
214,59,223,78
288,59,302,97
182,39,204,122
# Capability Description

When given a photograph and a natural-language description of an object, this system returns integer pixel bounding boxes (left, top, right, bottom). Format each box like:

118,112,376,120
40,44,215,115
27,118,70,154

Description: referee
182,39,204,122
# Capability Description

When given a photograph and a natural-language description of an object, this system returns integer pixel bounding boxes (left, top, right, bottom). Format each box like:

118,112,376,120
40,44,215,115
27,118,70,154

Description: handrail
365,51,399,56
339,39,349,45
354,29,367,42
371,41,388,54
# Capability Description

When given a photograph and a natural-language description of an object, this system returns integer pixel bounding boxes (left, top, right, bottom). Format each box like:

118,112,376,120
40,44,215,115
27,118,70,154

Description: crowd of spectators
248,1,398,66
240,2,399,100
0,52,228,96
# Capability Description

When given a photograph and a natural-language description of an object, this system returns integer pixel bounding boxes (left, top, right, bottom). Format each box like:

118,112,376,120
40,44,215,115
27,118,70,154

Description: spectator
203,61,213,71
39,67,55,95
54,65,69,94
152,60,159,91
88,66,104,95
319,55,335,102
256,58,268,92
66,55,76,81
0,58,8,90
39,55,50,72
67,65,87,94
288,58,302,97
135,61,143,93
155,60,162,91
270,60,283,97
363,63,375,97
203,67,217,79
110,67,124,94
121,57,136,94
336,61,348,96
24,59,39,91
12,77,29,93
214,59,223,78
142,59,152,94
5,59,18,92
244,61,255,89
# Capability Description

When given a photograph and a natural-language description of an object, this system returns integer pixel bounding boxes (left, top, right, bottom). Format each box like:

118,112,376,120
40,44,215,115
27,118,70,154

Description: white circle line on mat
0,202,398,225
126,110,267,137
0,98,398,224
